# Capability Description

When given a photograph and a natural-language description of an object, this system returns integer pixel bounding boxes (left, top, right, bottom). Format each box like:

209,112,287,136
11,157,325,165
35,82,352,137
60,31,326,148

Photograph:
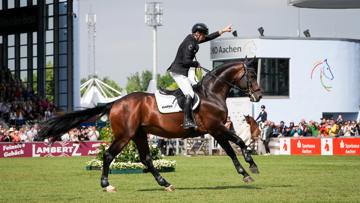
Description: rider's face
194,32,206,42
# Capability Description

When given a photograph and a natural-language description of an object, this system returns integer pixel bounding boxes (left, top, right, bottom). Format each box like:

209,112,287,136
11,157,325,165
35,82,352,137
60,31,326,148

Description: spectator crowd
0,68,56,126
0,124,100,143
0,68,100,143
260,115,360,139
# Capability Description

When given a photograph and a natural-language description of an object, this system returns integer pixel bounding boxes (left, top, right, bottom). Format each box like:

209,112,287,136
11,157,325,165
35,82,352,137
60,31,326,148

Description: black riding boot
183,95,197,129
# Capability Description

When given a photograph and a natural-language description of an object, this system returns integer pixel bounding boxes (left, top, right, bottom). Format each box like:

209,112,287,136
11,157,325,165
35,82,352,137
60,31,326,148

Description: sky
76,0,360,88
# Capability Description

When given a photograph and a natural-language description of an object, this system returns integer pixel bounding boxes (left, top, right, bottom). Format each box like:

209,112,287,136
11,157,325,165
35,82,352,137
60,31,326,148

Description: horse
236,115,261,151
39,61,262,192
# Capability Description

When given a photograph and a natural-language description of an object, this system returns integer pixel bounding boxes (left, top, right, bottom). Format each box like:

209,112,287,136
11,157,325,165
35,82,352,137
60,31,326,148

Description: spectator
292,125,302,137
336,114,344,125
319,119,329,137
225,116,235,133
308,120,319,137
278,121,287,137
342,121,352,137
261,120,272,155
286,122,295,137
299,119,309,136
328,119,339,137
271,122,279,137
87,126,100,141
26,125,38,142
9,128,20,143
61,132,71,141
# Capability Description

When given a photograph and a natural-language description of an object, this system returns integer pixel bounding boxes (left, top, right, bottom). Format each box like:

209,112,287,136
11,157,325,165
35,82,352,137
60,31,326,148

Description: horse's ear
244,56,256,66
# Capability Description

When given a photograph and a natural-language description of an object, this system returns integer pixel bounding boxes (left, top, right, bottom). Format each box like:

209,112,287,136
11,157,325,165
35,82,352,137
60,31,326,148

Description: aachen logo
211,45,242,55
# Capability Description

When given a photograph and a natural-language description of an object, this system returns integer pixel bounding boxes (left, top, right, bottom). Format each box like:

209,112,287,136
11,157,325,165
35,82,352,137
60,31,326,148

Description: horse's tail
38,102,114,140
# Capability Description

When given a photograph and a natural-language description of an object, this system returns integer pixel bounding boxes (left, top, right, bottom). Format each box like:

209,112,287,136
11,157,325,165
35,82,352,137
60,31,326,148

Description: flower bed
85,159,176,173
85,141,176,173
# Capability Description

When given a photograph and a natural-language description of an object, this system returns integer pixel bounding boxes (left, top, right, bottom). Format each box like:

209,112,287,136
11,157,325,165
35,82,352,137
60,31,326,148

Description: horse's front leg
214,136,254,183
218,126,259,174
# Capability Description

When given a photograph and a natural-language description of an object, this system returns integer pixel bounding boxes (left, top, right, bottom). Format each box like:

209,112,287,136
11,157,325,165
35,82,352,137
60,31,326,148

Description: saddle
155,87,200,114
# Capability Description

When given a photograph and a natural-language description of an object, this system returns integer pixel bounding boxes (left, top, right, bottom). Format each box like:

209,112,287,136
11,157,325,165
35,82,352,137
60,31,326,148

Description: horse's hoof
249,166,260,174
103,185,117,192
164,185,175,192
243,176,254,183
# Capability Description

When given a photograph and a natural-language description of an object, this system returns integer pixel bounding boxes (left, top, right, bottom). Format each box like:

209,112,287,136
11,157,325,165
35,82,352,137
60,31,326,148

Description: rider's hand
219,24,232,35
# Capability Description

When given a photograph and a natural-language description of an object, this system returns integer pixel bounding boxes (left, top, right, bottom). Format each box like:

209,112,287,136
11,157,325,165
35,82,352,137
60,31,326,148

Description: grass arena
1,155,360,203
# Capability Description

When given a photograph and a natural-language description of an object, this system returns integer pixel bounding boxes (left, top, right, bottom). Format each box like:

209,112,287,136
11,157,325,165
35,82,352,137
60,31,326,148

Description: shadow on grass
138,185,260,191
138,184,294,192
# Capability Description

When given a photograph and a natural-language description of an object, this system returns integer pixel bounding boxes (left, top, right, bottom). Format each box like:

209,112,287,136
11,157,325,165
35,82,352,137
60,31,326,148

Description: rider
168,23,233,129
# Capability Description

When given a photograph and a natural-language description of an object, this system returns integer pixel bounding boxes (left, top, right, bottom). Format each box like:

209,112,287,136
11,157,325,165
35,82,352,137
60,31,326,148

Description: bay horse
39,61,262,192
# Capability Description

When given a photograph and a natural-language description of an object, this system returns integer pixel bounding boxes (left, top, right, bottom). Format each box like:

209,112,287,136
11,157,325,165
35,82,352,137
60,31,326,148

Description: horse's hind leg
101,137,131,192
132,132,174,191
214,136,254,183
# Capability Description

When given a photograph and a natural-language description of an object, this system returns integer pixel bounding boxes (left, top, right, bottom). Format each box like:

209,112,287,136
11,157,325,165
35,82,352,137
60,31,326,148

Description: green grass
1,156,360,203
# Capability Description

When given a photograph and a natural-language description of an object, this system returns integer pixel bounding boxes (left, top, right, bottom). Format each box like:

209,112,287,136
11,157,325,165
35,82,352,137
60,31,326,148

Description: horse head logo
310,59,334,91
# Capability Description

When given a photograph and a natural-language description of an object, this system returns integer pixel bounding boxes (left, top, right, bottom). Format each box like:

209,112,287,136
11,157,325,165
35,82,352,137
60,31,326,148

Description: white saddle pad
154,90,200,113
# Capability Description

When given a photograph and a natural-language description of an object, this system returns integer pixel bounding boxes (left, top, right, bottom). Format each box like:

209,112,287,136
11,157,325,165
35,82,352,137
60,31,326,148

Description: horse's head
235,63,262,102
244,115,261,141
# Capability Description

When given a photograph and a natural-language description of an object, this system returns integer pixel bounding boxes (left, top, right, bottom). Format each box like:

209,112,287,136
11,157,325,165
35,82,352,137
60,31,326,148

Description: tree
32,61,55,102
125,70,152,93
125,68,203,93
158,72,176,90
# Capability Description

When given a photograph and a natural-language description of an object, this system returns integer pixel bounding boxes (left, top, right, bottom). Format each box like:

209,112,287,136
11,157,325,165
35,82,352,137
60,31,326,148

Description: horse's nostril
259,95,262,99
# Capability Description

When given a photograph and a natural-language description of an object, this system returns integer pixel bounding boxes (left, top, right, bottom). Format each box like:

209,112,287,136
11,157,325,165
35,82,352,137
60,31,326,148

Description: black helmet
261,105,265,109
192,23,209,35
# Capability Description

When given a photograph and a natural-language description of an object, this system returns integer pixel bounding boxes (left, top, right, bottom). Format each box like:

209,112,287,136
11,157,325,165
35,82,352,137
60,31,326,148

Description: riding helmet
192,23,209,35
261,105,265,109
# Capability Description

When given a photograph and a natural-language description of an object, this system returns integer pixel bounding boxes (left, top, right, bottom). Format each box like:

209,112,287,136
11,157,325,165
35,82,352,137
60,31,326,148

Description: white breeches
169,71,195,98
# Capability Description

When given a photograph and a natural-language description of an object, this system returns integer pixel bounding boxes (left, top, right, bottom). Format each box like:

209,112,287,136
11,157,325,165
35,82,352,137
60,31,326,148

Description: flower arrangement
86,141,176,172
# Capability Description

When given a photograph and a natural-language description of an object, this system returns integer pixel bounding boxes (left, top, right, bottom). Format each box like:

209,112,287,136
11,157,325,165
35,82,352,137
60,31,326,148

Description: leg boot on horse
183,95,197,129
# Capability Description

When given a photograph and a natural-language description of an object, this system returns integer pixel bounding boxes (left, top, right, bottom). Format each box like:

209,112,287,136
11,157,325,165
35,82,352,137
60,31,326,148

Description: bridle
199,62,261,96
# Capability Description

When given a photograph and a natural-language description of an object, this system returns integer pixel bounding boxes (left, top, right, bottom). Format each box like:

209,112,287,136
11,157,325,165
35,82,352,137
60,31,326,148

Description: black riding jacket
168,32,220,76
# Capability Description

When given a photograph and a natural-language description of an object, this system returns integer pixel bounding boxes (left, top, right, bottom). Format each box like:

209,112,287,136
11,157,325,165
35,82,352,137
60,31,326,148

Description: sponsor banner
333,138,360,155
291,138,321,155
279,138,291,155
0,141,105,158
321,138,333,155
0,143,28,158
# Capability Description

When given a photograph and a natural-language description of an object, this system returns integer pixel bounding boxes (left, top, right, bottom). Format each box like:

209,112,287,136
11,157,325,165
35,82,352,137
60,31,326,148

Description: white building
210,37,360,126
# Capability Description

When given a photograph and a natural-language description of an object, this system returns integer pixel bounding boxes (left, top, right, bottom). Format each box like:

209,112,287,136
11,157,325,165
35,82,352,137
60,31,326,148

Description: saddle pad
154,90,200,113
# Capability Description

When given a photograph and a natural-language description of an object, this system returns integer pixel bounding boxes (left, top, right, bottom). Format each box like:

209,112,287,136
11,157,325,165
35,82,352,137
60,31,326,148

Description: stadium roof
289,0,360,9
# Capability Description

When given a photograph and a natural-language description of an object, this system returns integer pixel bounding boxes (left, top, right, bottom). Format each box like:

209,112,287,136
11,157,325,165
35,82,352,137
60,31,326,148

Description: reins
199,65,246,92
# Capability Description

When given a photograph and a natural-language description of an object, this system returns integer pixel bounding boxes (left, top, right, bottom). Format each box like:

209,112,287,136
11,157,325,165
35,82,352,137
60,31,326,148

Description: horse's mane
194,61,244,93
